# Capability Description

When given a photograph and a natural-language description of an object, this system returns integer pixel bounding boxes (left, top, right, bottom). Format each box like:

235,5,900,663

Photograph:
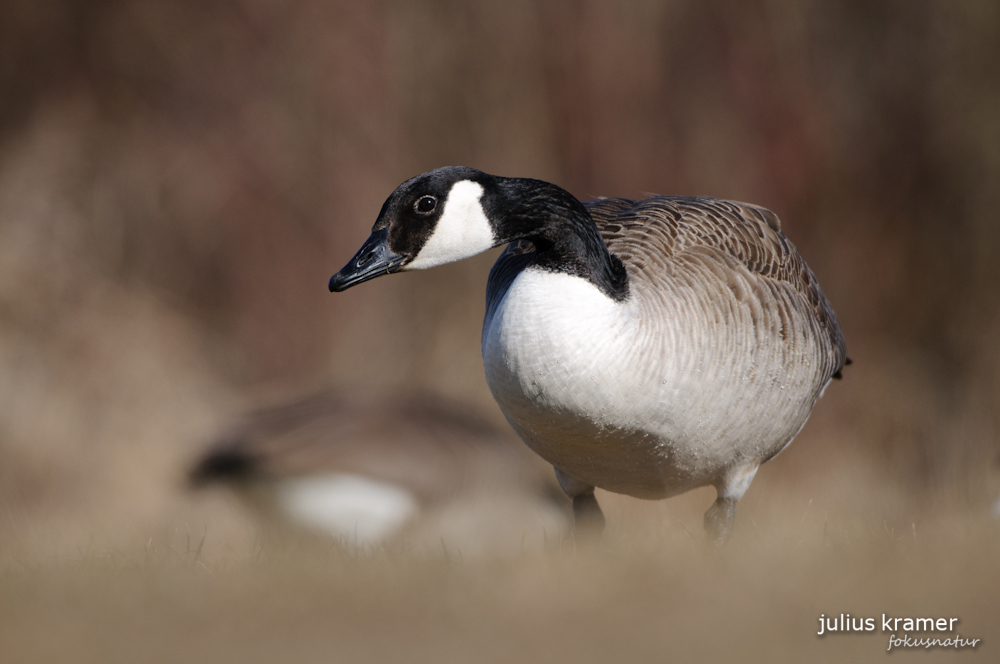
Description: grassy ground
2,479,995,664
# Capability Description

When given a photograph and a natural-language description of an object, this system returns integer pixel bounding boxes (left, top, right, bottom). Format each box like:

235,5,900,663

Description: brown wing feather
585,196,847,380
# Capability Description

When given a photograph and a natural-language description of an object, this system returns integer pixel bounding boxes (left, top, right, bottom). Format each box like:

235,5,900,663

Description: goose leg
704,497,737,542
572,492,605,532
554,467,605,534
704,463,759,543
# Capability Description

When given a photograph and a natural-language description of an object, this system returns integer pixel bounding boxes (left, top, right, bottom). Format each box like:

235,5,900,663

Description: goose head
329,166,500,292
329,166,627,298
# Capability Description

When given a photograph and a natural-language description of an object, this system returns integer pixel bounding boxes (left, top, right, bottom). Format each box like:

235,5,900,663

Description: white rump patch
405,180,495,270
276,473,418,543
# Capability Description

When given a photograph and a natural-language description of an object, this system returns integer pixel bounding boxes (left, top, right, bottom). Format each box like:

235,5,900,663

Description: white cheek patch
405,180,496,270
275,473,419,543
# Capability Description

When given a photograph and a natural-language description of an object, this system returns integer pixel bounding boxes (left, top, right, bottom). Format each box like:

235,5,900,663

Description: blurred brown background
1,1,999,660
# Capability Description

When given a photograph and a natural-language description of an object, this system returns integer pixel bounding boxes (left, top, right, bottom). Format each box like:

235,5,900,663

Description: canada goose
189,390,570,556
329,167,847,540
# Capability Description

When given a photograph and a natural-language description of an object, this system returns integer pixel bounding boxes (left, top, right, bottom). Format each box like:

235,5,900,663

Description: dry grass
2,480,997,664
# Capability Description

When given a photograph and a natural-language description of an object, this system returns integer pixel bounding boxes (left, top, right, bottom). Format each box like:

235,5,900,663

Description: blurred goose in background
189,390,570,556
329,166,847,541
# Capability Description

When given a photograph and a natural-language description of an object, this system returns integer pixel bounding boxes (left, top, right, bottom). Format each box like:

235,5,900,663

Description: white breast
482,268,680,496
481,266,822,498
483,268,639,422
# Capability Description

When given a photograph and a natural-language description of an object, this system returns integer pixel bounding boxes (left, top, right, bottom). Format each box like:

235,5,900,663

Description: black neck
486,177,629,301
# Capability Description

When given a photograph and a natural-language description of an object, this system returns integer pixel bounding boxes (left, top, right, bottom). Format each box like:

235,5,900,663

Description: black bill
329,228,406,292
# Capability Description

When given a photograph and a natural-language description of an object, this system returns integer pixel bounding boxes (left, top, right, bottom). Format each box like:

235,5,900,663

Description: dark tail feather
832,356,853,380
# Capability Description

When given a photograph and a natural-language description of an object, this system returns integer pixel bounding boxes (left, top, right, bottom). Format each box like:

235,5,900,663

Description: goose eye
415,196,437,214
